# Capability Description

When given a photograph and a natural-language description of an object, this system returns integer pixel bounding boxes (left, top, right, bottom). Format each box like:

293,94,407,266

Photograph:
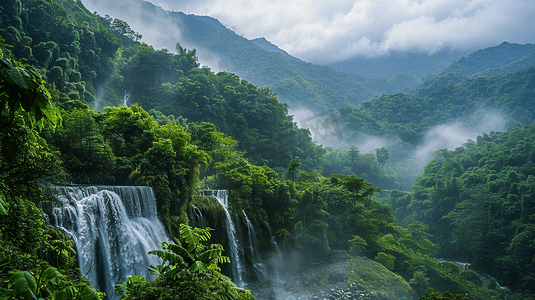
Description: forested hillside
2,0,535,299
317,65,534,190
387,124,535,292
442,42,535,77
73,0,428,112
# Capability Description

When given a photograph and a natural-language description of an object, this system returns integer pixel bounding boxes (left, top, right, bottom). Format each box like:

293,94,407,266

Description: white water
48,186,168,300
200,189,245,287
267,223,283,298
191,204,205,228
243,211,267,282
122,88,131,107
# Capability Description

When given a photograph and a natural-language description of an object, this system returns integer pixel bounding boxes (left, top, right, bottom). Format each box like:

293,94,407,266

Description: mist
81,0,223,71
144,0,535,64
412,110,507,170
292,105,508,190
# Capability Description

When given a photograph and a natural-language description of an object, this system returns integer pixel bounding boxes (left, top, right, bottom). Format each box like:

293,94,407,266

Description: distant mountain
442,42,535,76
327,49,470,79
250,37,294,59
414,42,535,97
79,0,429,112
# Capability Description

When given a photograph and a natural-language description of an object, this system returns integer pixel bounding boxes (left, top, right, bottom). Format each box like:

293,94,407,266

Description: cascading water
190,204,205,228
267,223,281,255
47,186,168,300
243,211,267,282
122,88,131,107
267,223,283,298
198,189,245,287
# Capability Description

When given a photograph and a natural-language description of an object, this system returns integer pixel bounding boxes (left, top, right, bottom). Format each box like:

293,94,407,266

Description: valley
1,0,535,299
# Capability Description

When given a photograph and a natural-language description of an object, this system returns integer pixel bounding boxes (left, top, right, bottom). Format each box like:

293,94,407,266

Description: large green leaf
148,264,167,276
126,275,145,285
166,243,194,264
8,270,37,300
114,281,128,297
197,249,223,263
0,56,59,130
80,286,100,300
40,266,62,286
4,66,32,90
148,249,185,265
179,224,198,253
187,261,208,273
162,268,187,278
54,286,76,300
0,192,8,215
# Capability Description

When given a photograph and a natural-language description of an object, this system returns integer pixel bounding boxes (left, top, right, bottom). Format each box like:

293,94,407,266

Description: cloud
82,0,185,52
144,0,535,64
413,109,507,169
81,0,226,70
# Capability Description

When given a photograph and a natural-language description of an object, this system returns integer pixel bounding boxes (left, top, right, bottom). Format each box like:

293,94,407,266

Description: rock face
329,269,349,283
328,250,351,263
250,256,415,300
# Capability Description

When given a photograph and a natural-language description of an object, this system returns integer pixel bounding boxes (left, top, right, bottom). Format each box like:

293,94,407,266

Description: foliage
0,49,61,130
44,108,116,183
4,1,535,299
117,224,251,300
121,274,255,300
1,266,103,300
375,252,396,271
114,275,145,298
375,146,389,166
386,123,535,292
147,225,230,278
442,42,535,77
419,291,470,300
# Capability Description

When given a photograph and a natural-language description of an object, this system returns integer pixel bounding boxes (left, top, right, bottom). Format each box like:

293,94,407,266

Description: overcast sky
83,0,535,64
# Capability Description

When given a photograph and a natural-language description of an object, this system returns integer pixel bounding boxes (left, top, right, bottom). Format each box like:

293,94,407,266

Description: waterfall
267,223,283,298
48,186,168,300
267,223,281,254
199,189,244,287
243,211,267,282
122,88,131,107
190,204,205,228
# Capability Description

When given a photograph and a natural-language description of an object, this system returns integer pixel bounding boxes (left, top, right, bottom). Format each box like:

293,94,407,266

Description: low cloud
413,109,507,169
143,0,535,64
81,0,222,69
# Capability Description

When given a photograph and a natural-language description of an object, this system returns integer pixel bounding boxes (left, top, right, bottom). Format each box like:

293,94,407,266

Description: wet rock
329,269,349,283
328,250,351,263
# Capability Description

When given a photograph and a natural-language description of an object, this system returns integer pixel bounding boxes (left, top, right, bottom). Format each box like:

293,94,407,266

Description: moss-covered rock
252,256,415,300
348,257,415,300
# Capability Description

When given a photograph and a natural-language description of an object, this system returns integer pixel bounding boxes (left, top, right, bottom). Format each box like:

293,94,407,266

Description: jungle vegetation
1,0,535,299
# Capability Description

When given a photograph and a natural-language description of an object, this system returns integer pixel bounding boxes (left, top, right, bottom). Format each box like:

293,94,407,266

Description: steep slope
387,123,535,292
442,42,535,76
79,0,424,112
414,42,535,99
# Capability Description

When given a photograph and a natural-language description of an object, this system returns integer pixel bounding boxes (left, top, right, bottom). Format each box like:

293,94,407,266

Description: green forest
1,0,535,299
